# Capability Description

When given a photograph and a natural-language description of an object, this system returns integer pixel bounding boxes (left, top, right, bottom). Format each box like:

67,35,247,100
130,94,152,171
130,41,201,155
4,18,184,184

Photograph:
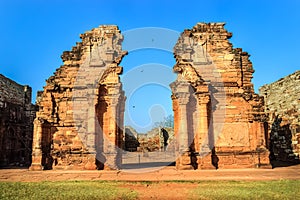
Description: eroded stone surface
171,23,270,169
0,74,36,167
30,25,127,170
124,126,139,152
260,70,300,164
30,23,273,171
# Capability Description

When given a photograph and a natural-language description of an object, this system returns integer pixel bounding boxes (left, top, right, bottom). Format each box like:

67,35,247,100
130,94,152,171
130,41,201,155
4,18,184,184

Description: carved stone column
103,84,121,170
117,90,126,165
177,92,190,152
176,91,194,170
29,118,44,171
104,32,115,62
196,93,215,169
197,94,210,148
84,94,98,170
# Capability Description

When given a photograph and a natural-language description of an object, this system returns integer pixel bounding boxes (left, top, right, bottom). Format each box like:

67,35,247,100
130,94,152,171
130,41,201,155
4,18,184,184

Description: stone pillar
29,118,44,171
103,84,121,170
84,96,97,170
176,91,193,170
178,93,190,152
197,94,210,151
104,33,115,62
117,91,125,165
198,95,210,140
196,94,215,169
253,121,271,168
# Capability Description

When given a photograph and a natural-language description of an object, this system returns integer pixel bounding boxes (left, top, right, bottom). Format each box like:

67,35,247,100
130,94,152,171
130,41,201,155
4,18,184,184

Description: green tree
153,114,174,128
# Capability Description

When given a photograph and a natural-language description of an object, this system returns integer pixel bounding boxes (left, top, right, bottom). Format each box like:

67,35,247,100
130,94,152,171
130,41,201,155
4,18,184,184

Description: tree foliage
153,114,174,128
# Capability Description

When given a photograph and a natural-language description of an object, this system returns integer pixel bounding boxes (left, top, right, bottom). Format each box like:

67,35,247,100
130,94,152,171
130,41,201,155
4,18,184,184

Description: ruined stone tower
171,23,270,169
30,25,127,170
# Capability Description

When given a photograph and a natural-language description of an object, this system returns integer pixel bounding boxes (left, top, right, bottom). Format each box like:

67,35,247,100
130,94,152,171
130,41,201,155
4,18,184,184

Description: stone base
29,154,43,171
197,153,217,170
255,150,272,169
209,149,271,169
103,165,117,170
49,152,120,170
84,163,97,170
29,164,43,171
176,151,194,170
257,164,272,169
176,164,194,170
103,153,119,170
84,154,97,170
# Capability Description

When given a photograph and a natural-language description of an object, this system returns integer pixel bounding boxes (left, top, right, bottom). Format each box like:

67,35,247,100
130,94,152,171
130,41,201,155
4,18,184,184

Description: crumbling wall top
61,25,126,64
0,74,32,105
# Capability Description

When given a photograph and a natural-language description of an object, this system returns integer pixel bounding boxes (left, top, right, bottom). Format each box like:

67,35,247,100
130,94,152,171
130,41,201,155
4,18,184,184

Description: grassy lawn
0,180,299,200
189,180,299,200
0,181,137,200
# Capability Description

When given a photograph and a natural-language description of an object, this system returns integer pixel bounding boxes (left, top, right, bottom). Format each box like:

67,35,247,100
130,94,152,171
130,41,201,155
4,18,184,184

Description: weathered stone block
260,71,300,164
0,74,36,168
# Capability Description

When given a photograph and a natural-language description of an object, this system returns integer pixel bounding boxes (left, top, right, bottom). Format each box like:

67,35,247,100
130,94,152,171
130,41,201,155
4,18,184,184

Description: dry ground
1,164,299,199
1,164,300,182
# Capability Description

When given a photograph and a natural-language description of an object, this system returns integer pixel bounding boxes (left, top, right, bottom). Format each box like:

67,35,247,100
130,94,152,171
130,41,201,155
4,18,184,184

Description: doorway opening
120,49,176,171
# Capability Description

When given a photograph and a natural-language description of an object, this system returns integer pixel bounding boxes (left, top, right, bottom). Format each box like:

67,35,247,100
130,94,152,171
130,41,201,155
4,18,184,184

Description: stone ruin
29,23,271,170
0,74,36,167
171,23,269,169
260,70,300,165
1,23,298,171
124,126,139,152
30,26,127,170
27,23,273,170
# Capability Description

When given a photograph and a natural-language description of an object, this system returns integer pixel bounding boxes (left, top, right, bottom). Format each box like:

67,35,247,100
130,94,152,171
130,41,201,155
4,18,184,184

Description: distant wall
0,74,36,167
259,70,300,163
0,74,31,106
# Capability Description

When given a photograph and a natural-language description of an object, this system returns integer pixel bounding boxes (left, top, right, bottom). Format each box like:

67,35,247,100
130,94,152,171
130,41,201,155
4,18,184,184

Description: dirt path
0,164,299,182
121,182,197,200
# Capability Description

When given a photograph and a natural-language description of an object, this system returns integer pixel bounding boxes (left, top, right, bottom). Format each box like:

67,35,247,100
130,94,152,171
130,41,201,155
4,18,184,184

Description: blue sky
0,0,299,132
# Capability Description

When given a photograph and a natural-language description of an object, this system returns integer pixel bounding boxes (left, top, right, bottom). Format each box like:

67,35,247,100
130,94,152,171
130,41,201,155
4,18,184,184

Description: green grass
189,180,300,200
0,181,137,200
0,180,299,200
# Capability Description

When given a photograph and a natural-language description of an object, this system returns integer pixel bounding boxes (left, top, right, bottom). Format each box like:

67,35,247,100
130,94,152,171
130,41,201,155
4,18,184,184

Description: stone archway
30,26,127,170
95,66,125,170
30,23,271,171
170,63,211,170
